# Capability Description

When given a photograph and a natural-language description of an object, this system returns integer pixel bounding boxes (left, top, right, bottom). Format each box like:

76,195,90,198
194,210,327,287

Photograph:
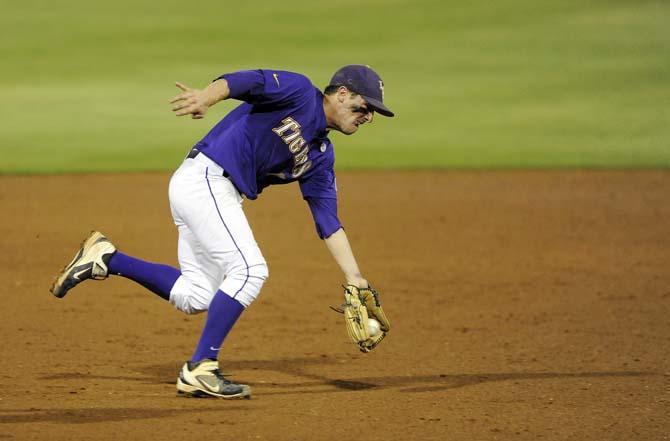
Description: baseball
367,318,382,337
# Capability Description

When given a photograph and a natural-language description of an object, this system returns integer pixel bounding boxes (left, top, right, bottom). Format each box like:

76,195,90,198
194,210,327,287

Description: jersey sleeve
299,166,341,239
217,69,313,108
305,197,341,239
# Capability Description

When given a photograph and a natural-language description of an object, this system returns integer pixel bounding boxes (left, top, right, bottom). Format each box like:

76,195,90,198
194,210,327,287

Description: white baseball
367,318,382,337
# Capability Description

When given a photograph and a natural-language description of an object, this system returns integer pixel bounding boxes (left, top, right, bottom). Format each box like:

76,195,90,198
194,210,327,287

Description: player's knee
222,261,268,308
239,261,269,307
252,261,269,283
168,276,212,315
172,298,207,315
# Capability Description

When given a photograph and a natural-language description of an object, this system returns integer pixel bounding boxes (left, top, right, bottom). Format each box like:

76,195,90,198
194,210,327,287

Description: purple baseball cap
328,65,394,117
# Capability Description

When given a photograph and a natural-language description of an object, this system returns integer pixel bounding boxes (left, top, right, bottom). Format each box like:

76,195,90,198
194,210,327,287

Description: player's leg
107,252,180,300
50,158,216,302
171,218,255,399
168,221,221,314
50,232,182,300
176,166,268,360
187,238,268,364
170,220,253,399
171,154,267,398
103,155,237,309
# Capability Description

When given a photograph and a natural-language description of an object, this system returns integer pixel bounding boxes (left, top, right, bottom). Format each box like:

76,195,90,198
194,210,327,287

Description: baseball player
50,65,393,399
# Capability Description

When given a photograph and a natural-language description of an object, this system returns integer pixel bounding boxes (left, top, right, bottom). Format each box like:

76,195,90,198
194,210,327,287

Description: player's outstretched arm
323,228,368,288
324,228,391,352
170,79,230,119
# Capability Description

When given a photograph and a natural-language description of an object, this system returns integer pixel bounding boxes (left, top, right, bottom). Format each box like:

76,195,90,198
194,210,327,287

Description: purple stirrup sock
192,291,245,362
107,251,180,301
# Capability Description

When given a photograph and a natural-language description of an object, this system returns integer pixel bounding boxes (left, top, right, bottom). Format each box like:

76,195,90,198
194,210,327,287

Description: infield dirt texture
2,0,669,439
1,170,669,440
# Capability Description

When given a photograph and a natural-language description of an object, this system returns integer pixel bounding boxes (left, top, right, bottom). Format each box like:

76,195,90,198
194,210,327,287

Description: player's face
334,90,375,135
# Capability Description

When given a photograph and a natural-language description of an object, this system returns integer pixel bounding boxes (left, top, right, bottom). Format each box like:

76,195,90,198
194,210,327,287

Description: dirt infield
1,171,669,440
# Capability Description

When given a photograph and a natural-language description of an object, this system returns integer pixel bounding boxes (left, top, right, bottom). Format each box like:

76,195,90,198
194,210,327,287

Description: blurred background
1,0,668,173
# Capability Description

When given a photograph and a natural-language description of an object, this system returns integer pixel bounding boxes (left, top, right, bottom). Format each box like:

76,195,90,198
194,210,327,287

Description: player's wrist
205,79,230,105
345,276,368,289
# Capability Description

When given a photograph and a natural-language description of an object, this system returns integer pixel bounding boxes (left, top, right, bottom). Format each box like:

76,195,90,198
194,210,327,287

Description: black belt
186,147,201,159
186,147,230,178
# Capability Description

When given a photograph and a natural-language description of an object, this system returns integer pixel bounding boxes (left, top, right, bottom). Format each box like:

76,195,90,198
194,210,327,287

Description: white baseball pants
167,153,268,314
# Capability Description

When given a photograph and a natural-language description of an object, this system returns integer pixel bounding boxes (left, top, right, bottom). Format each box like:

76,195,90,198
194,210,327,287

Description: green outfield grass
1,0,668,173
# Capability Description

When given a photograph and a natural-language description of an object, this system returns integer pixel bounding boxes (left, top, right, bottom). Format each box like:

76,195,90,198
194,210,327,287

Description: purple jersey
193,69,341,239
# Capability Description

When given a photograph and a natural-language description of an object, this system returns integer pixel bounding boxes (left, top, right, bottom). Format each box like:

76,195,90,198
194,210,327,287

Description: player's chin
342,123,360,135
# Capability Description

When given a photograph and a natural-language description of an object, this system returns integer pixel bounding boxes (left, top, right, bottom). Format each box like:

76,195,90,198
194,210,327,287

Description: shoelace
209,367,235,385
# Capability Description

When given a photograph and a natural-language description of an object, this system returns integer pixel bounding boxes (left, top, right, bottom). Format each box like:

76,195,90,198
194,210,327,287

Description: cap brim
362,96,394,117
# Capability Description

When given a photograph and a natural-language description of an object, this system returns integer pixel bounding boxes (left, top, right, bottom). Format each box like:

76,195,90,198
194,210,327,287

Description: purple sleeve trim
305,197,342,239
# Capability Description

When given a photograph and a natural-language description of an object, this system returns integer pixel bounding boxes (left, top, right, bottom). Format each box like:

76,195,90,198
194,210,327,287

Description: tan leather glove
333,285,391,353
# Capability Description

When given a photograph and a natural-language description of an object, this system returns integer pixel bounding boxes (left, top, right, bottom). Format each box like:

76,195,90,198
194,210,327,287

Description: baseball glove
332,285,391,353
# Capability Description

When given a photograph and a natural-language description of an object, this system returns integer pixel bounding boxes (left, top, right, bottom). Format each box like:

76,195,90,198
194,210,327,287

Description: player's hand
170,82,211,119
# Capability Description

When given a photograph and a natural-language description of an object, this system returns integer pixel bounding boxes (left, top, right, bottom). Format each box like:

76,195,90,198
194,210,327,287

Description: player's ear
337,86,349,103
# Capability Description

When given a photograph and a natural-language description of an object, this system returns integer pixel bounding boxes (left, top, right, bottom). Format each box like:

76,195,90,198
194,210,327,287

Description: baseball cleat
50,231,116,298
177,359,251,399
